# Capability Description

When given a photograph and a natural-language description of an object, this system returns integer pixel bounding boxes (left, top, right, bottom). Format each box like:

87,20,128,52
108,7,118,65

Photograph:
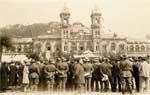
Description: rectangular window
96,45,99,51
64,46,67,51
96,42,99,51
64,30,68,38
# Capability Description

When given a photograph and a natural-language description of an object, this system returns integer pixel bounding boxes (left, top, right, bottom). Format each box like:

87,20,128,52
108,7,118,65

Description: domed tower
91,6,102,54
60,4,70,25
60,4,71,53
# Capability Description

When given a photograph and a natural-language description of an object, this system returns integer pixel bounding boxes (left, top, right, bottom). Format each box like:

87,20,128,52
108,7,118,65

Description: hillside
0,22,61,38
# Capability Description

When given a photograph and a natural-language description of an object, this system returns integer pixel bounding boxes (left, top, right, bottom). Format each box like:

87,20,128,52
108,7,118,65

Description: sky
0,0,150,38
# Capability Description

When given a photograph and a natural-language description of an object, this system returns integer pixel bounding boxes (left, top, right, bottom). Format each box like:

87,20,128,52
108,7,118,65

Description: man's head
93,58,99,63
129,57,133,62
57,58,62,63
120,54,127,60
49,59,56,64
83,57,90,63
141,57,146,62
62,57,67,62
44,60,49,65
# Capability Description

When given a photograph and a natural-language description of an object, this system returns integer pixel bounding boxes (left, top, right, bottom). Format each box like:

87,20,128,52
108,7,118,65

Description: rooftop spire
61,3,70,14
92,4,101,14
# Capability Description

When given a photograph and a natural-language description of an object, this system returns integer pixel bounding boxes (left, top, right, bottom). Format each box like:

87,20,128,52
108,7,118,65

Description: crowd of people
0,55,150,95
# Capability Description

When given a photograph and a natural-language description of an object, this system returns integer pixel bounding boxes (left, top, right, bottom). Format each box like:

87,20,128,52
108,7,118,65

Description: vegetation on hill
0,33,13,63
0,22,60,38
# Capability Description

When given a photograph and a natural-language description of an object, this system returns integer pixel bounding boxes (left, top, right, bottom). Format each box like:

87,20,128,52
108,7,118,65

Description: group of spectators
0,55,150,95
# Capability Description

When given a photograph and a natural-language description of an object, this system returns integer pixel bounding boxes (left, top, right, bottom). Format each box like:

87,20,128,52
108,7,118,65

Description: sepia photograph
0,0,150,95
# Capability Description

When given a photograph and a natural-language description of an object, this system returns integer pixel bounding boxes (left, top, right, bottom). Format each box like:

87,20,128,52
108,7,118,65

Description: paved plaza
1,91,150,95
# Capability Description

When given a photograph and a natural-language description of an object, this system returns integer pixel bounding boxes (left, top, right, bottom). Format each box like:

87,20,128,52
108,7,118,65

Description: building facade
2,6,150,58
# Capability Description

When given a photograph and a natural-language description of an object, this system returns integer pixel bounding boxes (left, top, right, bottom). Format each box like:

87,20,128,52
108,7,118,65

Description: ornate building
2,6,150,59
32,6,150,58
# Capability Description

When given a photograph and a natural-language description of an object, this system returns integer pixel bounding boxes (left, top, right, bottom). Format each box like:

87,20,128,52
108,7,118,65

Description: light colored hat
62,57,67,62
129,57,133,61
84,57,90,62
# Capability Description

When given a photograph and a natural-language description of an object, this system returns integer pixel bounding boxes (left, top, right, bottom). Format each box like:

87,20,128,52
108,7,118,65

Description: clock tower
91,7,102,54
60,4,71,53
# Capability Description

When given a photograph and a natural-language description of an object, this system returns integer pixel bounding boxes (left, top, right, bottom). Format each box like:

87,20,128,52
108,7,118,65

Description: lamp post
29,26,34,54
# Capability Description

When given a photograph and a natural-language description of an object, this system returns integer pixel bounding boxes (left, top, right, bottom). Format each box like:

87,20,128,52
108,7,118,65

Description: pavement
1,91,150,95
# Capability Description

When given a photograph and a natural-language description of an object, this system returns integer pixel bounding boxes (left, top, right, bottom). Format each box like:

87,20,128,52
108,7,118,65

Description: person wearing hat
0,62,9,92
37,60,45,91
132,57,140,92
111,59,121,92
17,61,24,91
99,57,112,92
8,61,18,92
120,55,133,95
146,55,150,64
56,57,69,91
29,60,40,91
71,58,85,93
82,57,93,92
22,61,30,92
138,57,150,92
91,59,101,92
43,59,57,91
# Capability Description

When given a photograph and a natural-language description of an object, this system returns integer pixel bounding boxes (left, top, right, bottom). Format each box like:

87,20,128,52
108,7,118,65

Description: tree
0,33,13,63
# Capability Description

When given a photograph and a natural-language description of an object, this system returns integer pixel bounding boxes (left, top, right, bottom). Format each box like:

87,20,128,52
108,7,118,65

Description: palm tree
0,33,13,63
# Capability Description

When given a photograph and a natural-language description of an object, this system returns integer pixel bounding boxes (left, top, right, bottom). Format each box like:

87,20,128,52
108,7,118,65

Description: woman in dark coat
0,62,9,92
9,62,17,91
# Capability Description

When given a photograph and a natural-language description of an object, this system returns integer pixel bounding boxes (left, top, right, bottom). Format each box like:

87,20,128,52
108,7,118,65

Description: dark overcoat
72,63,85,84
0,63,9,89
9,64,17,86
18,65,24,85
92,63,100,79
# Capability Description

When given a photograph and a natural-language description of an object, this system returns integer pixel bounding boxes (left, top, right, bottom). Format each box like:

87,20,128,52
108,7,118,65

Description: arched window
24,45,32,53
130,45,134,52
127,46,129,51
95,30,100,37
95,18,100,24
79,42,84,51
147,45,150,52
64,42,68,51
18,45,21,53
135,45,140,52
96,42,99,51
21,45,24,52
119,44,125,51
11,45,15,52
46,42,51,51
24,45,27,52
71,42,76,51
63,30,68,38
111,43,116,51
15,45,18,52
141,45,145,52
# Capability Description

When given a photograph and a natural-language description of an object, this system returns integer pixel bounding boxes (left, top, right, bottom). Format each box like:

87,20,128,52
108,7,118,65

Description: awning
2,54,28,62
73,50,99,58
